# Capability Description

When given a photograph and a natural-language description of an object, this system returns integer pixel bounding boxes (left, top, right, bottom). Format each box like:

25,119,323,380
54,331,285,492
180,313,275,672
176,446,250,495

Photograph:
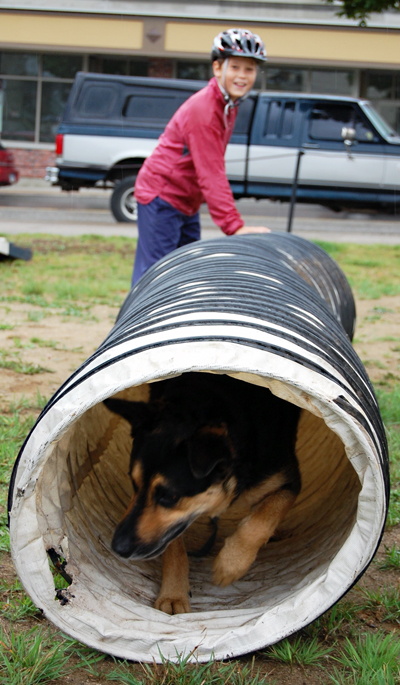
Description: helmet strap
215,59,230,104
222,58,228,94
215,57,252,126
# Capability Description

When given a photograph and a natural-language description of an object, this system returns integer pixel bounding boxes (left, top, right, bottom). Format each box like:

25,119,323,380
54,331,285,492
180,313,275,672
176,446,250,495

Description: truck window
233,97,255,135
75,85,118,118
123,93,188,125
354,115,379,143
264,101,281,138
281,102,296,138
263,100,296,139
310,103,378,142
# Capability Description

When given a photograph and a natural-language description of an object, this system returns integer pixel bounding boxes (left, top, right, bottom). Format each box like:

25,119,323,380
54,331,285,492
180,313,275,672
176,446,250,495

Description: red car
0,143,19,186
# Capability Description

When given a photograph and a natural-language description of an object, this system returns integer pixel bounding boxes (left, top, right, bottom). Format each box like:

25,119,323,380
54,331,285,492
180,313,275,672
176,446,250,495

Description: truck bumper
45,166,60,185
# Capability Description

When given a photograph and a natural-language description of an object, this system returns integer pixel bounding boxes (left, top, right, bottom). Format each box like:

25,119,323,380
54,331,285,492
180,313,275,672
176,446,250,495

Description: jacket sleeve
185,122,244,235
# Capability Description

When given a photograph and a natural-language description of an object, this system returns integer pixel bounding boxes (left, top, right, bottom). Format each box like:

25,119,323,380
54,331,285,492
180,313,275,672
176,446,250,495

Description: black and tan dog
104,373,301,615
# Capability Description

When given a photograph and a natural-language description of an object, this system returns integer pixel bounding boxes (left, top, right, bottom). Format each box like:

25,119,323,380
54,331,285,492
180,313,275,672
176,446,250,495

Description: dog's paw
213,539,256,587
154,593,191,615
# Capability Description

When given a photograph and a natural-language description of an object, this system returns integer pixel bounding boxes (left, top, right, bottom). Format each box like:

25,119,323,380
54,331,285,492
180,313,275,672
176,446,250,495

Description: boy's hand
234,225,271,235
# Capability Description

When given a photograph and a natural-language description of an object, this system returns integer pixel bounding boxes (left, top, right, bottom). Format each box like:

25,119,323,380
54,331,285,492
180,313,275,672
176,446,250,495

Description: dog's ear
103,398,151,433
187,426,231,479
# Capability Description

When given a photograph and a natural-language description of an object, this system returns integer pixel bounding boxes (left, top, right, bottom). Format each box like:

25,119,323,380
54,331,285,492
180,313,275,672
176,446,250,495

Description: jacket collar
210,76,234,107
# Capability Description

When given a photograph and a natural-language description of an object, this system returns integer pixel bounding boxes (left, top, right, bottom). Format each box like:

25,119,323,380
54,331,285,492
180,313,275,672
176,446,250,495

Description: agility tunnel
8,233,388,662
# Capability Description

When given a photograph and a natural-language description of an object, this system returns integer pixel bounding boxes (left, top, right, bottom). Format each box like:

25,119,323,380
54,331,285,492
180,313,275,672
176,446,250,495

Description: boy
132,28,270,285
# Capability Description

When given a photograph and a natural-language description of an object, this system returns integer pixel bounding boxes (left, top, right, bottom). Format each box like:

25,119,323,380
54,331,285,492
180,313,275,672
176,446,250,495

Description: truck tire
110,176,138,223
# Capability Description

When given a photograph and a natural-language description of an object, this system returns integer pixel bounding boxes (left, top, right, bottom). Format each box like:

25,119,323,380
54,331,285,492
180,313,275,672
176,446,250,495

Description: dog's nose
111,528,136,558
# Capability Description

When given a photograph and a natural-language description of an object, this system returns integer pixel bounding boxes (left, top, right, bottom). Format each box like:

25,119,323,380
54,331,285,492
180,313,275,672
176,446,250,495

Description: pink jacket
134,78,244,235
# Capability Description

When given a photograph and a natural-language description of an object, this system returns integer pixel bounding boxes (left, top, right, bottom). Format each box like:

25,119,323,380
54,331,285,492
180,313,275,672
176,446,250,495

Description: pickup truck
46,71,400,222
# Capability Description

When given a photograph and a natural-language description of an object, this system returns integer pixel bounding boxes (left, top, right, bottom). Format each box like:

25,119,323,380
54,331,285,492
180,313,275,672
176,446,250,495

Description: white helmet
211,29,267,64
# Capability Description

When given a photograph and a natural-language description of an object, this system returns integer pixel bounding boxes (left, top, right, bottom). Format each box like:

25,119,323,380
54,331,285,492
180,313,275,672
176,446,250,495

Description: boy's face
213,56,257,101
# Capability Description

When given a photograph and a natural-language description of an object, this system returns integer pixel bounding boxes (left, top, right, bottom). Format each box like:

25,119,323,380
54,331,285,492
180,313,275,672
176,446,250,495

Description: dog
104,373,301,615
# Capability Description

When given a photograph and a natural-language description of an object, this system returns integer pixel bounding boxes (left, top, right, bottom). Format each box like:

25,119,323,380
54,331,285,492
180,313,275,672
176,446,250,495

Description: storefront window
310,70,354,96
148,59,173,79
266,68,306,92
43,54,83,79
0,52,38,76
128,61,148,77
0,51,83,143
396,75,400,100
177,62,210,81
379,104,400,134
1,80,37,141
89,56,148,77
90,56,130,75
40,81,73,142
363,72,393,100
360,70,400,134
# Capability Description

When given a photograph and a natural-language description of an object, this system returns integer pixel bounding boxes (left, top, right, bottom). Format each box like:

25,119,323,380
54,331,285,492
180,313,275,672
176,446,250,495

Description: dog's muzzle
111,520,191,560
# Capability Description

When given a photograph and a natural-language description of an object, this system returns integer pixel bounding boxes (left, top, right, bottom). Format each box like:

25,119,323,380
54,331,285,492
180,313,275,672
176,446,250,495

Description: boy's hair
213,57,257,67
211,29,267,64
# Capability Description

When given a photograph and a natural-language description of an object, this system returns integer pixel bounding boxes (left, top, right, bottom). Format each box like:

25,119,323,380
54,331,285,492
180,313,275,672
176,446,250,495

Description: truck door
225,97,256,194
382,145,400,193
299,101,385,197
245,97,301,198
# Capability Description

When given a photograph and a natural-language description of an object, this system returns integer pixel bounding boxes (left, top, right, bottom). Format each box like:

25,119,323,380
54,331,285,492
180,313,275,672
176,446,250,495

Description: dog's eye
155,486,179,508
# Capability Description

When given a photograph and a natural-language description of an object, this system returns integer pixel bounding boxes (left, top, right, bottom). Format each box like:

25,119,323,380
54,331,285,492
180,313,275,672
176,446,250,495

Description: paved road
1,180,400,243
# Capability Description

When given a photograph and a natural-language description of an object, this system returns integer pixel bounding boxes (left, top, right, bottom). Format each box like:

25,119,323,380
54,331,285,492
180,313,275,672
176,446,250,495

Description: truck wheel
110,176,137,223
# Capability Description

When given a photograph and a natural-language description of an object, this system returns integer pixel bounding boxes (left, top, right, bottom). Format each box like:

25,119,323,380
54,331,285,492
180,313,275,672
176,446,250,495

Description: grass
315,242,400,299
1,237,399,308
0,579,40,621
0,349,53,375
0,401,41,554
363,358,388,369
26,310,47,322
1,236,400,684
302,600,362,639
29,337,63,350
0,626,73,685
264,635,333,666
0,626,105,685
357,586,400,624
376,385,400,527
10,337,64,351
328,632,400,684
1,234,135,310
377,544,400,570
106,654,275,685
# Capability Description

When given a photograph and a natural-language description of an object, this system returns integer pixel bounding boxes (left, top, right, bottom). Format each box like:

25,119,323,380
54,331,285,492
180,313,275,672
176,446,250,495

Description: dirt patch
353,294,400,385
0,301,119,411
15,238,136,258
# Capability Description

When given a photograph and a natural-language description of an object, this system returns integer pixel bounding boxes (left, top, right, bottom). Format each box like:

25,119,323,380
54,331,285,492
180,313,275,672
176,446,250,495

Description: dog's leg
213,488,297,587
154,537,191,614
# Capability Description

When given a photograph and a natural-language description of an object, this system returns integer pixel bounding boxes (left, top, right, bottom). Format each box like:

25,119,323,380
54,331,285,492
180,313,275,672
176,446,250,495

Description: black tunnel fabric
8,233,388,663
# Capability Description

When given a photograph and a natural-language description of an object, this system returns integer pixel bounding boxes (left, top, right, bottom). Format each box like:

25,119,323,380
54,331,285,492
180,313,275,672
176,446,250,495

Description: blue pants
132,197,201,285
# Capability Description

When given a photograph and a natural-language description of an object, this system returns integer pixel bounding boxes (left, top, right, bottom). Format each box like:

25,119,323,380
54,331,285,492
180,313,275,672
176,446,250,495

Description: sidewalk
1,179,400,243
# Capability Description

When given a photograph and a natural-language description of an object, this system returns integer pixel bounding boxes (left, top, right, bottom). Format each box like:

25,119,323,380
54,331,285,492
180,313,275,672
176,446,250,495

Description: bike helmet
211,29,267,64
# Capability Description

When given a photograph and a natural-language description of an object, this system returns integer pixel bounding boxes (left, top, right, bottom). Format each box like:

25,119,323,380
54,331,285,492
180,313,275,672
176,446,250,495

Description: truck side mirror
341,127,356,159
341,127,356,147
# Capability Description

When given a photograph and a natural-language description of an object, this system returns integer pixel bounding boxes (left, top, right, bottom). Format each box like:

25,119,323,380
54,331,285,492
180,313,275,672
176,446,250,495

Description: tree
326,0,400,24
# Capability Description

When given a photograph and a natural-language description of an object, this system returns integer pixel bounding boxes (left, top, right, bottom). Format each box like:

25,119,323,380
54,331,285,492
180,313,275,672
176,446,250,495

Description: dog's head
104,397,236,559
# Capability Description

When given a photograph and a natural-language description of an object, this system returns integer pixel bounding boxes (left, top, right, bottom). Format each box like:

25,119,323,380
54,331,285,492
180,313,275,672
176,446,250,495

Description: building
1,0,399,177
